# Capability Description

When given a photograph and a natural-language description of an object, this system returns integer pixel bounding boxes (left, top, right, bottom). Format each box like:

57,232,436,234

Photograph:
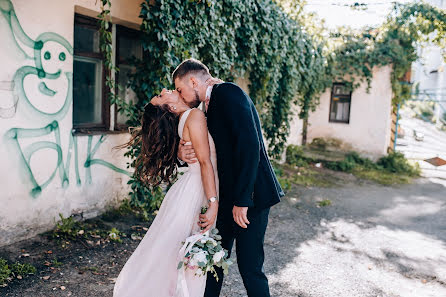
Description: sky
304,0,412,29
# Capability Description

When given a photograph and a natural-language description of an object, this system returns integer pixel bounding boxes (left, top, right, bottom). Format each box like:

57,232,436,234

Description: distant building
287,66,394,160
411,0,446,125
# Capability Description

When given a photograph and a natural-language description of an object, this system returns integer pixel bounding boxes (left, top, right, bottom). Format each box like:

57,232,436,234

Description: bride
113,87,219,297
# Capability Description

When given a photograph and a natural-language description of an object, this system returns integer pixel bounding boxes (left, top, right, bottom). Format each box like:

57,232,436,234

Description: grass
0,258,36,287
108,227,123,243
317,199,332,207
284,145,420,186
50,213,126,245
351,167,413,185
50,201,137,245
275,163,339,190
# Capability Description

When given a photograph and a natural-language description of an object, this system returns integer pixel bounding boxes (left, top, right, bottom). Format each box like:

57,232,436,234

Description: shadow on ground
220,177,446,297
1,176,445,297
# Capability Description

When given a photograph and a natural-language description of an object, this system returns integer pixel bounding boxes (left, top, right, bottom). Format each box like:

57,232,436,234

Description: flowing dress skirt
113,169,210,297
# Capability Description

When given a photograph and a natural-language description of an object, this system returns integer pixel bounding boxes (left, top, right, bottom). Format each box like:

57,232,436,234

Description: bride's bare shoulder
187,108,206,124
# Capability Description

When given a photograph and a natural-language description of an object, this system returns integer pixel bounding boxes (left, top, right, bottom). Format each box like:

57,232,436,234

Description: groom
175,59,284,297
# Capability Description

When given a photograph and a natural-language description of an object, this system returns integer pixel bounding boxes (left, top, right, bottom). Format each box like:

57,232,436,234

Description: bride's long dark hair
115,103,180,186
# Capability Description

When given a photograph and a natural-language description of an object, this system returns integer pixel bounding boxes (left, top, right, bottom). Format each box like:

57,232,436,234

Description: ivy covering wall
325,3,446,108
128,0,326,156
99,0,446,211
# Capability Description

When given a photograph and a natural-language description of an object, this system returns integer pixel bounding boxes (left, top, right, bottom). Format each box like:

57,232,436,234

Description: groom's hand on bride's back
178,139,197,164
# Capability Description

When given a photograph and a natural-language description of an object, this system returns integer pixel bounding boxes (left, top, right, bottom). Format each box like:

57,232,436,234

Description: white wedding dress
113,108,218,297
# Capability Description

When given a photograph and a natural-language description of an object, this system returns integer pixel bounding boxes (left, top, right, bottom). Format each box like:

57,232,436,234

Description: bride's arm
186,109,218,232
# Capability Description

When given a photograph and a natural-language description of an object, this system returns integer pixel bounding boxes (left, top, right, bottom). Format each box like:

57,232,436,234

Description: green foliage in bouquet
178,228,232,281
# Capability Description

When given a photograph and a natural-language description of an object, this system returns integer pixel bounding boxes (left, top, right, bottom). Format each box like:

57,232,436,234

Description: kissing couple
113,58,284,297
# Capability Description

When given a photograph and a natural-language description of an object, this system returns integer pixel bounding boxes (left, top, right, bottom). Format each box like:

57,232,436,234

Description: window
73,14,109,131
115,25,143,130
329,83,351,123
73,15,142,133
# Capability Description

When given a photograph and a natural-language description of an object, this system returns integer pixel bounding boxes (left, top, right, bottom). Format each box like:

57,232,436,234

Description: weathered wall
288,66,393,159
0,0,140,246
237,68,393,159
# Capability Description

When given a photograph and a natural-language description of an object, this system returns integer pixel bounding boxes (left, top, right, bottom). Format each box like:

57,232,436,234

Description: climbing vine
280,1,446,144
325,3,446,108
98,0,163,211
98,1,446,210
97,0,136,122
131,0,323,157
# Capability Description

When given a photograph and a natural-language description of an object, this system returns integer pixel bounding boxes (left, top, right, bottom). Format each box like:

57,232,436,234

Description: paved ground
1,176,445,297
221,178,446,297
397,109,446,179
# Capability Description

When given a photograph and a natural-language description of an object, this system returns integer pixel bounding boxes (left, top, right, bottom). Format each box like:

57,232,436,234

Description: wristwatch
208,196,218,203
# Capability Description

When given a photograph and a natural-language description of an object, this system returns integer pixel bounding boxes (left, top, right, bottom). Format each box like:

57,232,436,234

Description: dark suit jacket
206,82,284,211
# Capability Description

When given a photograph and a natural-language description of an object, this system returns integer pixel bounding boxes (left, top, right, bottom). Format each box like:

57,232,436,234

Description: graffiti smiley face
39,40,71,77
13,32,74,119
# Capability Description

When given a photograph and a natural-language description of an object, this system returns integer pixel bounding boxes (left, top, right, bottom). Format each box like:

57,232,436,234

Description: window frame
114,24,143,131
73,13,110,133
328,83,352,124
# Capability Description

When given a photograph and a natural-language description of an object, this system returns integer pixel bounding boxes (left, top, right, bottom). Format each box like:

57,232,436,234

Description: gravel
2,177,445,297
221,178,446,297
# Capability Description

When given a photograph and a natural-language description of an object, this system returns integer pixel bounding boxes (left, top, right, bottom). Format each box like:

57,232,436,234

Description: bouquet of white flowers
177,208,232,281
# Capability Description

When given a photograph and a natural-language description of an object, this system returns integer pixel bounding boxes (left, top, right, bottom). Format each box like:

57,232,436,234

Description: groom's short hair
172,58,210,81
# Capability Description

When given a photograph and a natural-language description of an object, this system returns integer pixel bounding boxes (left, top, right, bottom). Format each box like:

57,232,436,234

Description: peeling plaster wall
288,66,393,159
0,0,140,246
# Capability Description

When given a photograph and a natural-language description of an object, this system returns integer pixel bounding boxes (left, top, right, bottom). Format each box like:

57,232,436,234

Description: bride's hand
198,204,218,233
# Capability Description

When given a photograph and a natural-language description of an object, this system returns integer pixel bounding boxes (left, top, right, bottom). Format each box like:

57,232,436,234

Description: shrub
309,137,343,151
377,152,420,176
345,152,376,169
323,152,376,172
286,145,309,167
324,158,356,172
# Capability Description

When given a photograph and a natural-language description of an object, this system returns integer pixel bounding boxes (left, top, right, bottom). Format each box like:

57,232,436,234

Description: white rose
194,251,208,264
213,250,225,263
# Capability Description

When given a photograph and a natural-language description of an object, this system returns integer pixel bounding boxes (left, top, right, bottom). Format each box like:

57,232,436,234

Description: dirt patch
0,210,154,297
0,170,433,297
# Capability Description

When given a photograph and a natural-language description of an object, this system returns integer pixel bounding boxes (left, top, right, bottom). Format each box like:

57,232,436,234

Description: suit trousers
204,206,271,297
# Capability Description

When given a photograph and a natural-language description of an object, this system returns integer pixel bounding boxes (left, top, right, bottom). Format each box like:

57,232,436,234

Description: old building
0,0,142,246
288,66,394,160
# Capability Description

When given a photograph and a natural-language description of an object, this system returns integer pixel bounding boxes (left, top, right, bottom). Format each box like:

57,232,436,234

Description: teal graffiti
1,0,131,197
0,0,73,119
38,81,57,96
4,122,131,198
0,0,34,60
85,135,132,184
